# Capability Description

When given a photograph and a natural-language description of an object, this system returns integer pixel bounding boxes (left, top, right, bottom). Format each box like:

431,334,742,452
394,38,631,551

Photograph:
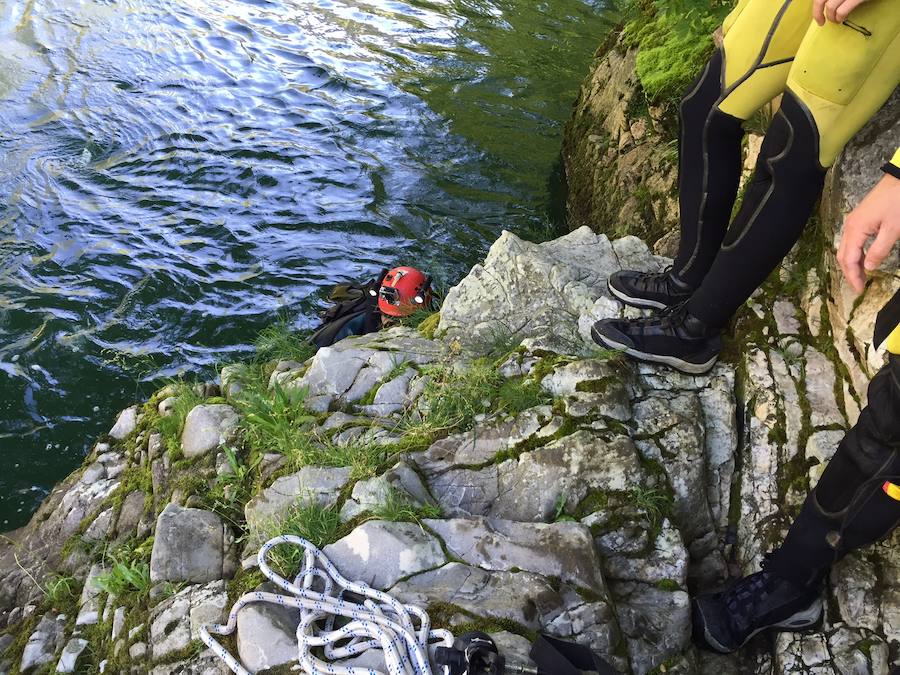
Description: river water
0,0,613,528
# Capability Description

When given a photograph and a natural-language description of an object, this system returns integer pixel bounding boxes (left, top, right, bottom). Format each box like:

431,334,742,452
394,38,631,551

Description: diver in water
591,0,900,654
311,266,433,348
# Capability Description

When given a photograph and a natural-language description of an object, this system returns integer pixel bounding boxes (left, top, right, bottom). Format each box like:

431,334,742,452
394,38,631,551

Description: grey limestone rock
181,404,240,459
236,583,300,674
293,327,443,411
268,360,306,389
55,638,88,674
115,491,148,542
424,517,605,593
109,405,139,440
219,363,247,398
390,562,564,631
411,406,555,475
149,581,228,662
340,462,435,521
610,582,691,675
148,649,229,674
75,564,106,626
150,504,237,583
20,613,66,673
439,227,628,355
323,520,446,590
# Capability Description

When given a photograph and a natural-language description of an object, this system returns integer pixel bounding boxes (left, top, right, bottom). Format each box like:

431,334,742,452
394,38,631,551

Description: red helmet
378,266,432,317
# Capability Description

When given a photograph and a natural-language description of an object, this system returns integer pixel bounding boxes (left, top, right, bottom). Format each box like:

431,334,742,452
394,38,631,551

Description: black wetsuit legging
666,0,900,330
768,354,900,587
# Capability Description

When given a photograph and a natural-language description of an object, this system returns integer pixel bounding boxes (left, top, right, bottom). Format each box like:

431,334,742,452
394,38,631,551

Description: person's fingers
864,219,899,272
812,0,827,24
824,0,844,22
838,216,875,293
835,0,865,21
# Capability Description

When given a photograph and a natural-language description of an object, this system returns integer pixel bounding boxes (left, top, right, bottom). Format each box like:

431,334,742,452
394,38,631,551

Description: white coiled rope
200,535,454,675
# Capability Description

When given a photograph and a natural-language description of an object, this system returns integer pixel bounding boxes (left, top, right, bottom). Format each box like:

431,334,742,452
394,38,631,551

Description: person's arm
837,150,900,293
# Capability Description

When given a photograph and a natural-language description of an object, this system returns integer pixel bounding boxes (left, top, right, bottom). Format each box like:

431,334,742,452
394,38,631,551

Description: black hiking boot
692,560,824,654
608,268,694,310
591,302,721,374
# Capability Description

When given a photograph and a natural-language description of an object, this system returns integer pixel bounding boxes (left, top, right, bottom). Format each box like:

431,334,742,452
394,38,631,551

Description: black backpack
310,270,388,349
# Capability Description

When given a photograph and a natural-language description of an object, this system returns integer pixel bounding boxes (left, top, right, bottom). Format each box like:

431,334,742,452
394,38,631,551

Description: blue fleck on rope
200,535,454,675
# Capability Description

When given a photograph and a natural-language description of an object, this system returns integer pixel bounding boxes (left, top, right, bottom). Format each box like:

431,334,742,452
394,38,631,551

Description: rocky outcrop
0,221,893,673
562,48,679,253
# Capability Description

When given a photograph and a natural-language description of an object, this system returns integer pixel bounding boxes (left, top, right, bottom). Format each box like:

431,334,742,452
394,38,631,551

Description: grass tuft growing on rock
43,574,80,614
236,382,317,457
370,488,442,524
497,378,548,415
254,320,316,364
261,502,343,577
94,537,154,598
629,485,671,527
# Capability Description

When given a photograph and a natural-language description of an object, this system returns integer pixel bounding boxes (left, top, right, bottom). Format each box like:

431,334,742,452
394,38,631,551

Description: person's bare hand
813,0,868,25
837,174,900,294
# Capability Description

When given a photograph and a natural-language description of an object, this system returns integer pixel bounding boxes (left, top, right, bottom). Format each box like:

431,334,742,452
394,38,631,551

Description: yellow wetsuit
671,0,900,353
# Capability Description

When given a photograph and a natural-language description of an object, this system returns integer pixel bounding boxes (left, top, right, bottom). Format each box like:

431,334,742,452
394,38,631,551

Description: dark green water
0,0,613,528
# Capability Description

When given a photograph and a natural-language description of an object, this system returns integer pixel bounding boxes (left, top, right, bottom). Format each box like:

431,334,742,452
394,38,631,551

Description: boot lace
629,266,674,294
637,299,690,331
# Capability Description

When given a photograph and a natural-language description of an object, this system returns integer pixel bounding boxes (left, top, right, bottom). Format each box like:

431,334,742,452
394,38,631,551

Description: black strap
874,289,900,349
528,634,619,675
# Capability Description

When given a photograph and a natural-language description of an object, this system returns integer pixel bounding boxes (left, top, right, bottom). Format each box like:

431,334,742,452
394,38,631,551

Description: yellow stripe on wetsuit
888,324,900,355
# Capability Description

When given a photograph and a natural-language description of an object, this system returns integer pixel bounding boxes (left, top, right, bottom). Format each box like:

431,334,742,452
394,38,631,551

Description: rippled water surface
0,0,612,527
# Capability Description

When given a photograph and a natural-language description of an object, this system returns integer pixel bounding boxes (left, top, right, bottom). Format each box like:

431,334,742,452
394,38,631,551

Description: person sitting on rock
589,0,900,654
694,188,899,653
590,0,899,376
311,266,434,348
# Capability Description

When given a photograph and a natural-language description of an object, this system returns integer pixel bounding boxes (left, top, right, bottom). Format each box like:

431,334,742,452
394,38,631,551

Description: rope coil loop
200,535,454,675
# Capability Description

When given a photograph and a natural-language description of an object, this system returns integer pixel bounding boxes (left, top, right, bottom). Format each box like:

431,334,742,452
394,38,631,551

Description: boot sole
694,597,823,654
591,327,718,375
607,280,670,310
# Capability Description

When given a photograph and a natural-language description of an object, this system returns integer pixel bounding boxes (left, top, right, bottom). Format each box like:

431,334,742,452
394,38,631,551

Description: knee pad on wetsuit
721,90,827,249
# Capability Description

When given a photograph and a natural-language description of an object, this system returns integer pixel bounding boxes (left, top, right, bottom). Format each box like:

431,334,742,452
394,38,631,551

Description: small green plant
43,574,78,608
371,488,442,523
255,321,316,363
236,382,317,456
552,493,576,522
207,446,260,527
261,502,343,577
630,486,671,526
94,557,151,596
94,538,153,596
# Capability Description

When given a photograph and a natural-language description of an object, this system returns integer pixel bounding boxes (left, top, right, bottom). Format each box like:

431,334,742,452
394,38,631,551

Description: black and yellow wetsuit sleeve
883,149,900,355
885,148,900,179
